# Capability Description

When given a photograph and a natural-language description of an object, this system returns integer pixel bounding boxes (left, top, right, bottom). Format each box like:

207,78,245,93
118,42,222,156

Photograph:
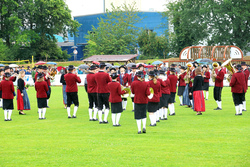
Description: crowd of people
0,61,249,134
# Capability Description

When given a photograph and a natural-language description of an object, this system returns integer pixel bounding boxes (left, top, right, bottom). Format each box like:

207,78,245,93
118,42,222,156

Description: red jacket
168,74,178,92
0,80,14,99
3,76,16,82
108,81,126,103
243,68,249,90
161,78,171,94
35,81,49,98
128,72,138,86
189,70,196,87
178,72,186,86
230,71,246,93
64,73,81,92
86,73,97,93
95,71,112,93
215,69,224,87
147,80,161,102
131,80,150,104
117,73,129,86
203,71,210,83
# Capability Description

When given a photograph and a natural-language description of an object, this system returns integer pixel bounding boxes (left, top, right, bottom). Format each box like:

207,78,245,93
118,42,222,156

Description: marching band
0,61,249,134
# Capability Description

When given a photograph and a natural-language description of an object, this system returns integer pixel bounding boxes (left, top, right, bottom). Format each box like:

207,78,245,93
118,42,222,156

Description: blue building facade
68,12,168,60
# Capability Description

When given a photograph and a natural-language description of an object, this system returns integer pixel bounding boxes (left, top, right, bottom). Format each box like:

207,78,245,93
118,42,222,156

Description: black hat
89,65,97,70
241,62,247,66
37,72,44,80
0,69,3,72
119,65,126,69
38,65,43,69
4,72,11,78
154,69,159,76
170,68,176,72
99,62,106,68
217,62,222,66
236,64,242,70
110,67,116,71
131,65,137,69
148,71,155,76
68,65,75,70
4,66,10,71
171,64,175,67
43,66,48,70
111,72,118,79
202,65,207,68
159,70,165,75
136,71,144,78
138,64,144,68
180,66,186,70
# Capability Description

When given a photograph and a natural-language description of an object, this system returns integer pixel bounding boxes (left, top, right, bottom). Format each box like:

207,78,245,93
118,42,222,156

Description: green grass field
0,86,249,167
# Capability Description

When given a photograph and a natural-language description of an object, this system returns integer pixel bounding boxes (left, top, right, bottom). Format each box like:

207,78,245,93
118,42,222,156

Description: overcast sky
65,0,167,17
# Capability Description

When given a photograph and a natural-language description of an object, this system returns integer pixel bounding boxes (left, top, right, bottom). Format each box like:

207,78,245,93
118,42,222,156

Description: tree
85,3,142,57
0,38,8,60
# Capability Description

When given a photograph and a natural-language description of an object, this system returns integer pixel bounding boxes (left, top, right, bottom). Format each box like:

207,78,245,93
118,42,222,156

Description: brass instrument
148,87,154,99
222,59,235,82
184,63,193,83
121,85,131,98
212,62,219,82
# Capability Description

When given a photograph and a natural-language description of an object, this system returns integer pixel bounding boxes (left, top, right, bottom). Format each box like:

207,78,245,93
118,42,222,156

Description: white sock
168,104,172,114
73,106,78,116
116,113,121,125
172,103,175,113
4,110,7,120
112,113,116,125
124,100,127,110
149,114,154,125
190,100,193,106
98,110,103,122
136,120,141,132
0,99,2,107
67,107,71,117
164,108,168,118
216,100,219,107
93,108,98,119
159,109,162,119
8,110,12,120
239,104,243,114
88,108,93,119
243,101,246,110
104,109,109,122
122,101,124,109
132,102,134,110
235,105,239,114
38,108,42,118
156,110,159,121
179,96,183,105
218,101,222,109
42,108,46,118
142,118,146,129
206,92,209,100
47,99,49,106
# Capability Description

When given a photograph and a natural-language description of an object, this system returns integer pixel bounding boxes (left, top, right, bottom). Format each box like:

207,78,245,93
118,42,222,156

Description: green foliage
85,3,142,57
0,38,8,60
138,30,169,59
0,0,80,60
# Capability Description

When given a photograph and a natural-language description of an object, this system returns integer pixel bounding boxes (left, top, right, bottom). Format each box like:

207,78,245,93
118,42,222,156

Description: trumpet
222,59,235,82
211,62,219,82
184,63,193,83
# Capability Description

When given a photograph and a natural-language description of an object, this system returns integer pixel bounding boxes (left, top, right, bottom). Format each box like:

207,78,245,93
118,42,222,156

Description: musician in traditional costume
35,73,49,119
230,64,246,115
43,66,51,107
95,62,112,124
168,68,178,115
117,65,129,110
213,62,224,110
177,66,186,106
202,65,210,100
86,65,98,121
131,71,150,134
138,64,146,75
188,64,196,107
128,65,137,111
191,68,205,115
241,62,249,111
17,71,30,115
64,65,81,118
0,69,4,108
147,71,161,126
108,73,127,126
60,68,67,109
0,72,14,121
3,66,17,82
34,65,44,81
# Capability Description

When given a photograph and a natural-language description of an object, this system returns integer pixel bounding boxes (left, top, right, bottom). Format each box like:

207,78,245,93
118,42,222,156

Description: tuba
211,62,219,82
222,59,235,82
184,63,193,83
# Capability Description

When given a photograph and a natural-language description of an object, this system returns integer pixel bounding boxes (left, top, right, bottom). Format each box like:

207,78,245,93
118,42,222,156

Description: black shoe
42,118,46,119
4,119,8,121
89,119,93,121
214,107,222,110
8,119,12,121
123,108,126,111
169,113,175,116
72,115,77,118
150,124,156,126
47,106,50,108
113,125,117,127
164,118,168,120
156,120,160,122
132,110,134,112
196,113,202,115
160,118,165,120
179,104,183,106
143,128,146,133
99,121,103,124
116,124,121,126
92,118,98,121
242,109,247,112
238,113,242,115
68,116,71,119
103,121,109,124
138,131,141,134
19,111,26,115
39,118,43,120
235,113,241,116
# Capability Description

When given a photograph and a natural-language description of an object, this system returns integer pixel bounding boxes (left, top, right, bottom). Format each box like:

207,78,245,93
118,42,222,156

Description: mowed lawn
0,86,249,167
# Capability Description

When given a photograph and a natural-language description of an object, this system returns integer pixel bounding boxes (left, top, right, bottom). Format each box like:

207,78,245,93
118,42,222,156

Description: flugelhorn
211,62,219,82
222,59,235,82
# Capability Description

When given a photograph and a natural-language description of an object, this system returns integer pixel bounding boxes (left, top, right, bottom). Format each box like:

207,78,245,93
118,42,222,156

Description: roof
82,54,138,62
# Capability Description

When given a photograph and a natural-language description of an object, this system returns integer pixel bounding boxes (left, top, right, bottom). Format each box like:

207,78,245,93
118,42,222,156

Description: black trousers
122,98,127,101
214,86,223,101
47,86,51,99
97,93,110,110
131,97,134,102
88,93,97,109
188,87,193,100
67,92,79,107
232,93,244,106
